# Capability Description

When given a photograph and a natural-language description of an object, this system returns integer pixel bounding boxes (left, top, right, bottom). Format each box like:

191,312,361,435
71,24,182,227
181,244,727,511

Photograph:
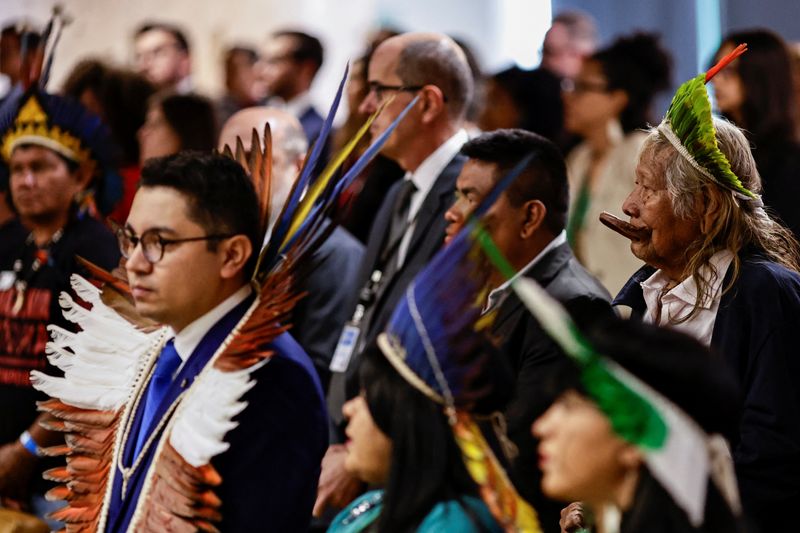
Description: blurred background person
133,21,192,93
260,29,326,146
137,91,217,164
61,59,156,223
540,10,598,80
478,11,598,151
0,23,40,103
712,29,800,240
218,106,364,389
216,45,266,125
564,33,672,295
331,32,405,244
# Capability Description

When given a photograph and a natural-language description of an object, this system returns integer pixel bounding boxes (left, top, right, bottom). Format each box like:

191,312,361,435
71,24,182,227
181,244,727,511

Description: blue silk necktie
133,339,181,457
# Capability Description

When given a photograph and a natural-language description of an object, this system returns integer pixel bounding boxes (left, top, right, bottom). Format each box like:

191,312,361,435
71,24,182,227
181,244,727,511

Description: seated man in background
133,21,193,93
218,106,364,389
443,128,611,533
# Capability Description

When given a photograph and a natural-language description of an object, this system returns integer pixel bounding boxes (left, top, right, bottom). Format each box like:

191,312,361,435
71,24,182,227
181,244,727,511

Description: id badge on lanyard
330,269,383,373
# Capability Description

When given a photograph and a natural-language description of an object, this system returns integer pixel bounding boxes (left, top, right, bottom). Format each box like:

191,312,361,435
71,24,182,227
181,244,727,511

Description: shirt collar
285,91,314,120
405,129,469,211
640,249,734,310
171,284,253,362
485,230,567,311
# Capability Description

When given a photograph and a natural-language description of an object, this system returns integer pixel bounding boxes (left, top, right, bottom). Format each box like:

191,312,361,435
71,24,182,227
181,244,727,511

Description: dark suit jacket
491,241,612,533
615,254,800,533
299,106,324,147
107,298,328,532
328,154,466,433
293,224,364,390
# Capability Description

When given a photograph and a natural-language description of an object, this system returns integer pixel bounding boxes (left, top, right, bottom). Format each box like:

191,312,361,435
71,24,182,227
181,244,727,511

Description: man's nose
622,191,639,218
358,90,377,115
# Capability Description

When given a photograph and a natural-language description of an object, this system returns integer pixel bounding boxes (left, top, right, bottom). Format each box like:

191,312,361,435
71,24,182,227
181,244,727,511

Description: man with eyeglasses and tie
98,152,327,531
315,31,474,520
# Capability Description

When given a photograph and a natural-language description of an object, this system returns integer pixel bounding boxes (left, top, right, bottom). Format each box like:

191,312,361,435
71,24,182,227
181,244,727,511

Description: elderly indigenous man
608,47,800,533
443,128,611,533
0,84,120,519
218,106,364,388
33,152,328,531
317,32,474,517
133,22,192,93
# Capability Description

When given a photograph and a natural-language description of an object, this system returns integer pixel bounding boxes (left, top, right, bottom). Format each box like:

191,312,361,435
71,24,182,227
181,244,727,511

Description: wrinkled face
9,145,85,223
124,186,231,332
562,60,621,136
260,35,300,100
444,159,525,254
358,41,420,164
533,390,637,504
138,104,181,164
342,395,392,485
621,146,701,276
711,43,745,117
134,29,189,88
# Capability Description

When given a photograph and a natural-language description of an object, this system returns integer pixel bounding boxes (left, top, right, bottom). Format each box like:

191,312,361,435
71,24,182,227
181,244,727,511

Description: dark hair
358,346,487,533
591,33,672,133
135,22,190,53
152,92,217,152
717,29,799,145
547,315,741,440
273,30,324,74
62,59,156,166
461,128,569,233
139,151,260,276
225,45,258,65
395,37,474,121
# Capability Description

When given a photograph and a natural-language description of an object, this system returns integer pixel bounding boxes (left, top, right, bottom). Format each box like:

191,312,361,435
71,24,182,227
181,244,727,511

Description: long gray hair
641,117,800,319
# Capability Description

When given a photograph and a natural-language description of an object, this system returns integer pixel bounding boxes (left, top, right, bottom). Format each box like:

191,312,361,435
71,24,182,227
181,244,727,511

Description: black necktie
384,179,417,272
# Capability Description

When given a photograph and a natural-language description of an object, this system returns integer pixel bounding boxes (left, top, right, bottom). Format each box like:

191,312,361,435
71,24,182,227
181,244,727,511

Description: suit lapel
403,154,465,261
490,242,573,333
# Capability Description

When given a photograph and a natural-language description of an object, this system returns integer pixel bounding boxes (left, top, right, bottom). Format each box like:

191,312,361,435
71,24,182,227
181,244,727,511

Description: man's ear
418,85,446,125
520,199,547,239
618,443,644,469
219,235,253,280
699,186,724,235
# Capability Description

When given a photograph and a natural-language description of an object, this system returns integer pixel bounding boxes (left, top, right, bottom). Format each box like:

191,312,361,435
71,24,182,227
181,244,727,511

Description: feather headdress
474,227,742,527
31,58,421,532
657,43,757,203
0,7,122,213
377,154,542,533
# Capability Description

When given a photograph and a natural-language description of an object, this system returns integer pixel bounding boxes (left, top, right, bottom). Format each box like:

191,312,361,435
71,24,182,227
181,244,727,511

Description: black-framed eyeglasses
117,227,235,264
366,81,425,101
561,78,609,94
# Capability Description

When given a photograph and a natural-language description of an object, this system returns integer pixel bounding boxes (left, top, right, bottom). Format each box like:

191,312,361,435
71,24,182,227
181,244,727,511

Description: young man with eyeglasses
316,31,474,519
92,151,328,531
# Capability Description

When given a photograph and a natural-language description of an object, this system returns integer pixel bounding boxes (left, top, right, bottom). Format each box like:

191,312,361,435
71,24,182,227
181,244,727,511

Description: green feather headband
657,43,762,206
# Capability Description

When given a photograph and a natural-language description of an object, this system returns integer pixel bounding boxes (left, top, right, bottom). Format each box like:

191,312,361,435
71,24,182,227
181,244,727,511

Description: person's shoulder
552,247,613,303
258,332,325,396
65,216,120,268
325,225,365,256
729,256,800,304
418,496,503,532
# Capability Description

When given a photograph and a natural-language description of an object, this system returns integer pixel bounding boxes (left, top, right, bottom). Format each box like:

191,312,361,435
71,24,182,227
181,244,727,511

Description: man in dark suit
260,30,325,146
314,32,475,518
444,129,612,533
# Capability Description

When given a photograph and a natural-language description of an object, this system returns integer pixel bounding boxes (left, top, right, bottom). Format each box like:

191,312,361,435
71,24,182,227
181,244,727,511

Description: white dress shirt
484,231,568,312
640,249,734,346
171,284,253,366
396,129,469,266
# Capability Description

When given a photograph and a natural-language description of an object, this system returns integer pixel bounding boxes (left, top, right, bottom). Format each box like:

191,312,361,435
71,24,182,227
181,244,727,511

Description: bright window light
498,0,552,69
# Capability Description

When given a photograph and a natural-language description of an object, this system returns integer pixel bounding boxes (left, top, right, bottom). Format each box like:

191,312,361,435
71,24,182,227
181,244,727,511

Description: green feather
472,222,667,449
665,74,756,199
